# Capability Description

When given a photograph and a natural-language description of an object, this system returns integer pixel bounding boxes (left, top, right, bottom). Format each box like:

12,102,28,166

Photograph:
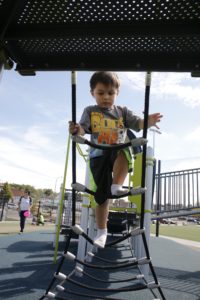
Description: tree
0,182,12,202
44,189,53,198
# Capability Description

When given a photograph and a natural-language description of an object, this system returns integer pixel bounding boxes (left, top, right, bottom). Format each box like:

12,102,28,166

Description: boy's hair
90,71,120,90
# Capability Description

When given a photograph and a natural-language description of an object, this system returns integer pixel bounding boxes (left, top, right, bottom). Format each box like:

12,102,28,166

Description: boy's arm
69,121,85,136
69,107,91,136
139,113,163,130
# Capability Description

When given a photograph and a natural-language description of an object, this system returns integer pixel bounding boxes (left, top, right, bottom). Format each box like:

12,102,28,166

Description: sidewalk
158,235,200,250
0,220,55,235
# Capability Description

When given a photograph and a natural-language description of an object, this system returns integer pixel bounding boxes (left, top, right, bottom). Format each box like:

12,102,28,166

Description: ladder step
71,182,146,199
70,225,145,248
71,135,147,150
55,279,159,293
63,252,151,269
106,227,145,247
87,251,137,264
75,266,145,283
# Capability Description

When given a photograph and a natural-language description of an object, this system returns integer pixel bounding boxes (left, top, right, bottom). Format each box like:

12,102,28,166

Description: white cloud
0,136,59,170
149,126,200,172
119,72,146,91
120,72,200,108
0,126,13,132
185,126,200,142
0,129,88,189
23,126,53,150
0,136,63,188
152,77,200,108
0,122,65,183
148,129,180,159
34,100,70,121
161,158,200,173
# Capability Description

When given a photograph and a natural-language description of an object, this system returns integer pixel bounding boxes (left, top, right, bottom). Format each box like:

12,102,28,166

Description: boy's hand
69,121,81,135
148,113,163,129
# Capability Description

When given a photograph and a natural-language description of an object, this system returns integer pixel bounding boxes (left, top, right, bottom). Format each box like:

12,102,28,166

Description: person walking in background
18,190,32,234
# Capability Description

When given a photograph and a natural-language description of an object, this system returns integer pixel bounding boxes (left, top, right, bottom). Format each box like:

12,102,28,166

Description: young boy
69,71,162,248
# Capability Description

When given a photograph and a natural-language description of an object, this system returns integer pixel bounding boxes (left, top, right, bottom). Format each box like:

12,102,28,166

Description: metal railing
153,167,200,213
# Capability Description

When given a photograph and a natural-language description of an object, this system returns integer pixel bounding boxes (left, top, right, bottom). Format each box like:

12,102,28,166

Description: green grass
151,224,200,242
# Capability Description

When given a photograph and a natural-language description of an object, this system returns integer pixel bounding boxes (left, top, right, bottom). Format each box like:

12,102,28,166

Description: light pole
149,128,161,156
52,176,63,218
54,176,63,193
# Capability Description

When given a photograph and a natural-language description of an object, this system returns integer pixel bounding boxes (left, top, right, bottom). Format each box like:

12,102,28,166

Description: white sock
111,184,129,196
94,228,107,248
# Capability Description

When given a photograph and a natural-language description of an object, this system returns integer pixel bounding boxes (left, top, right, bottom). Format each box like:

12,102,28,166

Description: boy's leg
95,199,109,229
111,150,129,195
89,150,131,247
94,199,109,248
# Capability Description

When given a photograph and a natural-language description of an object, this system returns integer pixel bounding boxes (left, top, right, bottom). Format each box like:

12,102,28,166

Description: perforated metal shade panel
0,0,200,74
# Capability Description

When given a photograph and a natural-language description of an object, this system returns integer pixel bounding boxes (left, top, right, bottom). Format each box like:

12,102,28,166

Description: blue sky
0,68,200,191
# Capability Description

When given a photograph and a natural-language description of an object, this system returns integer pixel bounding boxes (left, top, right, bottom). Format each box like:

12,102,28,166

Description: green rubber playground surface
0,226,200,300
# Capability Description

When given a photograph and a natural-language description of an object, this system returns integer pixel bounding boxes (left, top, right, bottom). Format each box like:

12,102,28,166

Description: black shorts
89,150,118,205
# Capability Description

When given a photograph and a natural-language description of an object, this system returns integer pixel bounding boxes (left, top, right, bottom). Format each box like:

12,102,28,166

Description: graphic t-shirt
79,105,141,158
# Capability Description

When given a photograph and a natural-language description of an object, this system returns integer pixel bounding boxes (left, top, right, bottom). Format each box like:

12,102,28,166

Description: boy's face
91,83,119,109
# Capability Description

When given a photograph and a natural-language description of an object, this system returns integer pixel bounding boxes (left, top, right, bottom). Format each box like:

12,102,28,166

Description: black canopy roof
0,0,200,75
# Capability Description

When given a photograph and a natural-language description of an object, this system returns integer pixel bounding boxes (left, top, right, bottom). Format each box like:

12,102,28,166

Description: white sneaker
94,229,107,248
111,184,129,196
